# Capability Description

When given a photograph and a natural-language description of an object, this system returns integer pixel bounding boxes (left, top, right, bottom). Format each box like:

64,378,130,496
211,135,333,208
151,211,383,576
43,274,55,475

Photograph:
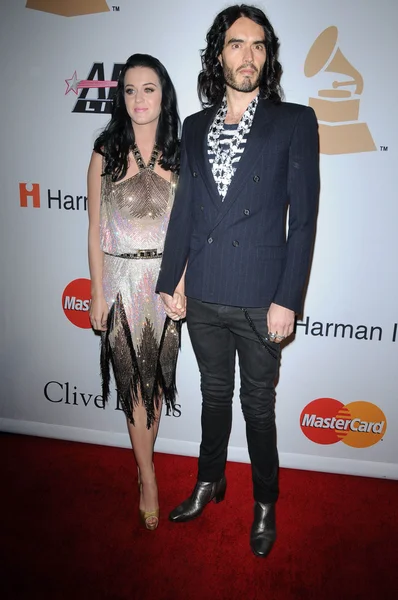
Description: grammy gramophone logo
305,26,376,155
26,0,109,17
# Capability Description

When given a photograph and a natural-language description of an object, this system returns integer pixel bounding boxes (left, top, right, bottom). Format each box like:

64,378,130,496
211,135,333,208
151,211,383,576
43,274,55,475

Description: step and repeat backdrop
1,0,397,479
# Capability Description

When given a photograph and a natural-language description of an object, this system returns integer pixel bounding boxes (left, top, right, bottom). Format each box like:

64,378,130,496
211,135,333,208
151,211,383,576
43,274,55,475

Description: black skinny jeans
186,297,281,504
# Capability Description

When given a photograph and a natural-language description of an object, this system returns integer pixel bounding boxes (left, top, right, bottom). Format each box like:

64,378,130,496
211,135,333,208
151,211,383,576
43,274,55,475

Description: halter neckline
132,143,159,172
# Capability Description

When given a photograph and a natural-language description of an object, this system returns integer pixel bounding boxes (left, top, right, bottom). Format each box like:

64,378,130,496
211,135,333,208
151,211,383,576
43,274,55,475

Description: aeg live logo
65,63,123,114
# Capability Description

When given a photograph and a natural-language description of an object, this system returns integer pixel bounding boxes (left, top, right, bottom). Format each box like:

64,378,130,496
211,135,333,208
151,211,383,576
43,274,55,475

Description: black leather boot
169,476,226,523
250,502,276,558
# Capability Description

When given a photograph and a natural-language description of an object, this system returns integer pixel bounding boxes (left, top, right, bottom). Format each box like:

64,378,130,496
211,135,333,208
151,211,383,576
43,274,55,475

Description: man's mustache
238,64,258,73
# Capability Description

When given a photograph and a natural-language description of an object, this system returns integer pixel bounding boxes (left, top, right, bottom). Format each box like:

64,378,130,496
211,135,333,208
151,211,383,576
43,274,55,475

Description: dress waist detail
104,249,163,259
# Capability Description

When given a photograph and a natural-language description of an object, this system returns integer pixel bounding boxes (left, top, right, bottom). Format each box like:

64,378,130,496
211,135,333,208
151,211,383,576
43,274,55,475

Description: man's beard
223,64,262,93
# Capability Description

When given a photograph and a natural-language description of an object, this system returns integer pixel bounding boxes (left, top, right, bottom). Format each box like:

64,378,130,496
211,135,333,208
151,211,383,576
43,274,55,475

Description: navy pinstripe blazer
156,98,320,314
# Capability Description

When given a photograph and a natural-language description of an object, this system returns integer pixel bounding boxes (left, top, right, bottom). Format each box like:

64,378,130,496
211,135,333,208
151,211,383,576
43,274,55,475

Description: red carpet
2,433,398,600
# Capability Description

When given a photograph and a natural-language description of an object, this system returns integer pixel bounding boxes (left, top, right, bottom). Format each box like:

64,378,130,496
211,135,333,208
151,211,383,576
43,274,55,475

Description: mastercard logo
300,398,387,448
62,278,91,329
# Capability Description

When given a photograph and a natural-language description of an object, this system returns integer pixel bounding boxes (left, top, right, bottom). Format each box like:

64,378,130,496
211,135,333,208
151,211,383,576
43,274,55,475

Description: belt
105,249,163,259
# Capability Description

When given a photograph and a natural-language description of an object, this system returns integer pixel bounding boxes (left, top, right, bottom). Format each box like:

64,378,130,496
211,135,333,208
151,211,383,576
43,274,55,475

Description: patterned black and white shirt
207,124,248,199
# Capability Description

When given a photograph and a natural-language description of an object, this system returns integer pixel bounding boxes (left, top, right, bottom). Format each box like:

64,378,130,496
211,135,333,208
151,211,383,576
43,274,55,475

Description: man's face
219,16,266,93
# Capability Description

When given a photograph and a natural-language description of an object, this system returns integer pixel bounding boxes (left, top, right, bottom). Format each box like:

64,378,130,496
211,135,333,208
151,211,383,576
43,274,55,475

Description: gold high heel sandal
139,483,159,531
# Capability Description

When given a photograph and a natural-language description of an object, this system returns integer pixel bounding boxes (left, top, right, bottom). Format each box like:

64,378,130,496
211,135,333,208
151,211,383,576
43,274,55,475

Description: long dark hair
94,54,180,181
198,4,283,107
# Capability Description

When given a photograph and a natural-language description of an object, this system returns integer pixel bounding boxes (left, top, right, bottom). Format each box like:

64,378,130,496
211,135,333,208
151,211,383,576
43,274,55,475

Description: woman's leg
126,395,162,525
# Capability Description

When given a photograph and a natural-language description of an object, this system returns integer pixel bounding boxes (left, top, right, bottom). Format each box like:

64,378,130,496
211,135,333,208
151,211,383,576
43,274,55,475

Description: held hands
89,295,109,331
160,291,186,321
267,302,295,343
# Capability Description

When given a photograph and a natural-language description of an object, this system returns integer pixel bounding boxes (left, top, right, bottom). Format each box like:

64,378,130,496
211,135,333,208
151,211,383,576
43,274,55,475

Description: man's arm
272,106,320,313
156,120,193,306
268,107,320,340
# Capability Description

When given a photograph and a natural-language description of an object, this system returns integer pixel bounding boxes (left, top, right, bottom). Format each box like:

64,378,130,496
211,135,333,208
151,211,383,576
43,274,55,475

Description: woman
87,54,185,531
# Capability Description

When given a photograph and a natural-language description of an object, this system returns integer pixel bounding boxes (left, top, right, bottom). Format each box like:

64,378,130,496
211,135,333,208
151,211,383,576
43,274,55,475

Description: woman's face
123,66,162,127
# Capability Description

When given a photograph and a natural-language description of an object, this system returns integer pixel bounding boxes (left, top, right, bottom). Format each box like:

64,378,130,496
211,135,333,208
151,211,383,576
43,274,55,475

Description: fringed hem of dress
100,292,181,429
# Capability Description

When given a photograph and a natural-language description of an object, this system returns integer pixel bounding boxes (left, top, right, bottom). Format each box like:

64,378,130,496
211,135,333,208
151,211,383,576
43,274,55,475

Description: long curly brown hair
198,4,283,108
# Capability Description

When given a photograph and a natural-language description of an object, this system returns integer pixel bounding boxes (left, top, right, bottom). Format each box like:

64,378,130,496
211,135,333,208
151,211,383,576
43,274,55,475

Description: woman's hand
89,295,109,331
160,291,186,320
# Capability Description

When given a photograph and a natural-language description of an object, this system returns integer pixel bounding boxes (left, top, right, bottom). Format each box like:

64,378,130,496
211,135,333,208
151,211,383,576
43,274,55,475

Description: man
157,4,319,557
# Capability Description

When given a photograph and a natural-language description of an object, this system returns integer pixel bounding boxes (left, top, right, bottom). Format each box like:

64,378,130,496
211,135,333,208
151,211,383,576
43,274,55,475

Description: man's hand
267,302,295,343
160,291,186,321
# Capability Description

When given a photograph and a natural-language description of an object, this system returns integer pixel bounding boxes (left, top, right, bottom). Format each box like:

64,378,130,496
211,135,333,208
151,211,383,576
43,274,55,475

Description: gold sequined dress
100,146,180,427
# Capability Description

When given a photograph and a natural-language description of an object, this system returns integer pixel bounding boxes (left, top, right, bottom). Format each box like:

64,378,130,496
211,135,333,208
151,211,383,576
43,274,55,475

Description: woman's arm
87,151,108,331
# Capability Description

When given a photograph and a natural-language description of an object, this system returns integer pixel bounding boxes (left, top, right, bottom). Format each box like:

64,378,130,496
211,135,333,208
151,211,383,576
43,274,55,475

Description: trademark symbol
112,5,120,11
380,145,388,151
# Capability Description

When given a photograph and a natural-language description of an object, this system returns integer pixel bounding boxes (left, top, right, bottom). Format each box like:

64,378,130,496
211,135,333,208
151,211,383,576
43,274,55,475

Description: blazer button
243,209,250,216
207,237,213,244
253,175,260,183
200,206,204,211
232,240,239,247
193,171,198,178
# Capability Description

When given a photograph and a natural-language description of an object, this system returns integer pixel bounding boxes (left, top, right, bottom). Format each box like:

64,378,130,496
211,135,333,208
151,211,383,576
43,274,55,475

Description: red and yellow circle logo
300,398,387,448
62,278,91,329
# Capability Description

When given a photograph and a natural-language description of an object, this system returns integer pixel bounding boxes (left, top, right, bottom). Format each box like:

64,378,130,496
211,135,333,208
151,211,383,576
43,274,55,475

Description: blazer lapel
211,99,276,228
194,104,222,210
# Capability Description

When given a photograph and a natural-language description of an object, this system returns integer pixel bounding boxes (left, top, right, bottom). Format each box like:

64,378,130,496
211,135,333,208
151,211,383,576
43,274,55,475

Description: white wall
1,0,397,479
